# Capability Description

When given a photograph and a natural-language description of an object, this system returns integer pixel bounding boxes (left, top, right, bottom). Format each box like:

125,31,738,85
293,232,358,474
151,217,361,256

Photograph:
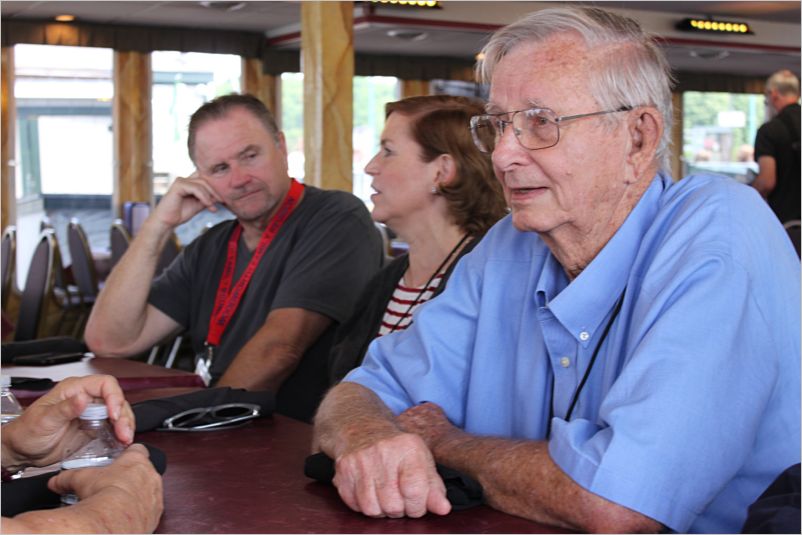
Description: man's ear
275,131,289,157
434,153,457,187
627,107,663,179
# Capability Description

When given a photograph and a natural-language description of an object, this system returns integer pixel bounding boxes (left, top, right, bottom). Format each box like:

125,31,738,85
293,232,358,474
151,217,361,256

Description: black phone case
12,352,86,366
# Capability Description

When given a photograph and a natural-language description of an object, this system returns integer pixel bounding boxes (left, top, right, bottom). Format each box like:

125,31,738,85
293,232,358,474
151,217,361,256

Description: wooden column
401,80,430,99
671,91,683,181
1,47,16,231
301,1,353,192
242,57,278,117
113,50,152,217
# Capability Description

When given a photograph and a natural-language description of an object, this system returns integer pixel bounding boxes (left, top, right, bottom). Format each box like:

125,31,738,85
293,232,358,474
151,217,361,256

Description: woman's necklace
387,233,471,334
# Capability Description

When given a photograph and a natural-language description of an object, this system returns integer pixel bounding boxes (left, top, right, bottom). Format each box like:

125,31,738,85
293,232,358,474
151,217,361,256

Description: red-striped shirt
378,274,444,336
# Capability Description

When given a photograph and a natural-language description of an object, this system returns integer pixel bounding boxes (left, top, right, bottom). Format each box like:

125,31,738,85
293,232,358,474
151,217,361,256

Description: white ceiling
1,1,800,77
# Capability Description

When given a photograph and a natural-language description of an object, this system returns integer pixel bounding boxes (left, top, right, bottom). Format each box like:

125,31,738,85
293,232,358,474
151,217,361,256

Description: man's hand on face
152,171,225,231
332,431,452,519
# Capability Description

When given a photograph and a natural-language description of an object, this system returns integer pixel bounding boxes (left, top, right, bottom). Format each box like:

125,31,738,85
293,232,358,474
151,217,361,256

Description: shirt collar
541,173,668,347
534,252,567,308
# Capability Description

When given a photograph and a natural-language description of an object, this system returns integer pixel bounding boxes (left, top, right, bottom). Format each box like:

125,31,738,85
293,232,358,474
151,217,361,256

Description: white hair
766,70,800,97
477,6,675,171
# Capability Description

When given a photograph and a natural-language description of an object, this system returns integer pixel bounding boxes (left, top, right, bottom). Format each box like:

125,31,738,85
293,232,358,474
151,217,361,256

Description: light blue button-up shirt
346,172,801,533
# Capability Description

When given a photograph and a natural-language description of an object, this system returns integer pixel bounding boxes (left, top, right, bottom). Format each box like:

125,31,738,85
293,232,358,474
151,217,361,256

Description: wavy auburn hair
385,95,507,235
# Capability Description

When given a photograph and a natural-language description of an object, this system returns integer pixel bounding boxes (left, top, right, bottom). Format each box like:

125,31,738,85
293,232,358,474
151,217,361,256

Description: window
280,72,305,181
151,51,241,244
352,76,400,206
14,44,113,284
280,73,399,207
682,91,765,183
151,51,241,193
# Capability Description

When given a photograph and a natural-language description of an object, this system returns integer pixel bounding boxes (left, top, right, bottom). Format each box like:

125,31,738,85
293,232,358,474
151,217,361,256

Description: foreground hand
48,444,164,533
151,171,224,230
333,432,451,519
396,402,460,453
3,375,135,470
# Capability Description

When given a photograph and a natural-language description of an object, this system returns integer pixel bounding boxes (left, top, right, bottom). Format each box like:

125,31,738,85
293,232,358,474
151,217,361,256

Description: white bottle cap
0,375,10,388
79,403,109,420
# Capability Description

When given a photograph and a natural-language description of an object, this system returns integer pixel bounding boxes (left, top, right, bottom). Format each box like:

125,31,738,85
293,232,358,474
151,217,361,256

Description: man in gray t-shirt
85,94,383,421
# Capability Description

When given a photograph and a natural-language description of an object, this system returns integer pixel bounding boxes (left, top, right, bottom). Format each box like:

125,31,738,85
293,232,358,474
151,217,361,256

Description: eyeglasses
159,403,261,432
469,106,632,153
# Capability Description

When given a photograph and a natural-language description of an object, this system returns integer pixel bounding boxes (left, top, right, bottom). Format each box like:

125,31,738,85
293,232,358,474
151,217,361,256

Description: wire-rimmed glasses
158,403,261,432
469,106,632,153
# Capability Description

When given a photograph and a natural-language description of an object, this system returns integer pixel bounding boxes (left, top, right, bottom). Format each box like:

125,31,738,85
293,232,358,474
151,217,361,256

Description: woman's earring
431,185,439,195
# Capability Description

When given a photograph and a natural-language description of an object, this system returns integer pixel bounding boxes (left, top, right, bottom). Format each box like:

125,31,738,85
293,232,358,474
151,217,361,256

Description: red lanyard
206,179,304,347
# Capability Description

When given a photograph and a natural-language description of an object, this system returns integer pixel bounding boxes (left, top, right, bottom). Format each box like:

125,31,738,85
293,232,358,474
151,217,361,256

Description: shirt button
579,331,590,341
560,356,571,368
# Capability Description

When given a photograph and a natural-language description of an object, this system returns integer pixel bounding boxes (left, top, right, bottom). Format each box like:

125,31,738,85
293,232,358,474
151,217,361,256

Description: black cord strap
388,233,471,333
547,287,627,437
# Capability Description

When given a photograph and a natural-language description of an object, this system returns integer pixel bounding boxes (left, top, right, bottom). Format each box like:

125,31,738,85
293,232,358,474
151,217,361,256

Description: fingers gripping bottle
60,403,124,506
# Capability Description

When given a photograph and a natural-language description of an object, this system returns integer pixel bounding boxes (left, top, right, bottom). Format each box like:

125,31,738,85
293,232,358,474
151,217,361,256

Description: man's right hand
151,171,224,231
332,431,451,519
47,444,164,533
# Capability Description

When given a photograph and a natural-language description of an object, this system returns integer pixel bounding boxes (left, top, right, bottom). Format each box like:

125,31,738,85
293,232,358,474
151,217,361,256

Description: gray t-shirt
149,185,383,421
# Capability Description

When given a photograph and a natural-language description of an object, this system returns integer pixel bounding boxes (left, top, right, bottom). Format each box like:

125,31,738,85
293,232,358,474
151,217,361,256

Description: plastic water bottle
60,403,124,506
0,375,23,425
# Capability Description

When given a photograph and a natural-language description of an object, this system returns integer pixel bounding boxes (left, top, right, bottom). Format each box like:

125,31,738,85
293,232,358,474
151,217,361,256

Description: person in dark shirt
753,69,801,223
85,94,383,421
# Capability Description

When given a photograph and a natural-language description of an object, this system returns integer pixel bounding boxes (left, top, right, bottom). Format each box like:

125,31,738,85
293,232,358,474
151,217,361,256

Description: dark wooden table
139,413,567,534
3,356,204,400
3,359,565,533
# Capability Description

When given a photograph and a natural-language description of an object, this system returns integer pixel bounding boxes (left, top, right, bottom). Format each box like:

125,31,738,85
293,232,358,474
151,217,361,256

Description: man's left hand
2,375,135,471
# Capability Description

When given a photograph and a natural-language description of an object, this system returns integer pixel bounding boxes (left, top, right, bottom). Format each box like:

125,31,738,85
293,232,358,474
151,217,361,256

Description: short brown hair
187,93,280,163
385,95,507,235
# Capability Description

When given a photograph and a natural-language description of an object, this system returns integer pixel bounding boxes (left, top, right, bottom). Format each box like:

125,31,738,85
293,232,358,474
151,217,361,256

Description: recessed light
55,14,75,22
689,49,730,61
386,29,428,42
199,1,246,11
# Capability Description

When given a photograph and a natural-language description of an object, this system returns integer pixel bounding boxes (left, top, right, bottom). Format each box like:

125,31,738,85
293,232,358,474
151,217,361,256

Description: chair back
15,230,57,341
123,201,151,237
2,226,16,310
109,220,131,271
67,219,99,300
783,220,801,258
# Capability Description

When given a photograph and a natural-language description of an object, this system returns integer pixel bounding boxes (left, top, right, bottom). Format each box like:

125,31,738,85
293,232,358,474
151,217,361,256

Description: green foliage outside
682,91,765,162
281,73,305,151
280,73,399,153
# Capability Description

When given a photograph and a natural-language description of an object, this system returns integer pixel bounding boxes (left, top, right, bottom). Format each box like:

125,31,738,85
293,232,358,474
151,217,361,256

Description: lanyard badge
197,179,304,385
194,344,215,386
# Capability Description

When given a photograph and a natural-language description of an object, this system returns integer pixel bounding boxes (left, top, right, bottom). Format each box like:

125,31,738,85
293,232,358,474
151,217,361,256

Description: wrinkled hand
3,375,135,470
333,432,451,519
48,444,164,533
151,171,223,230
396,402,461,453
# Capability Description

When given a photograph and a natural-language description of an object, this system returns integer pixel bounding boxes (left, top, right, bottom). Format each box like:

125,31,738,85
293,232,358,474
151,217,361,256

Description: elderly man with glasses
313,6,800,533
